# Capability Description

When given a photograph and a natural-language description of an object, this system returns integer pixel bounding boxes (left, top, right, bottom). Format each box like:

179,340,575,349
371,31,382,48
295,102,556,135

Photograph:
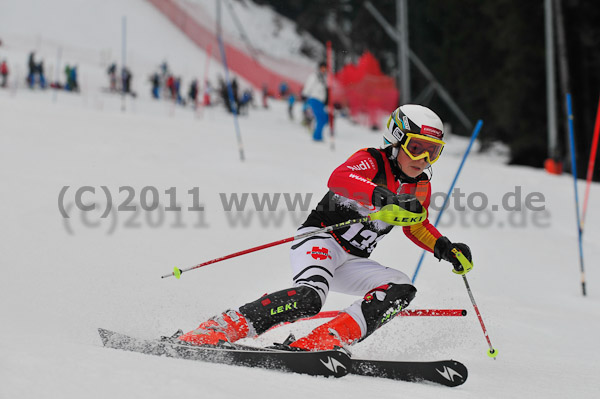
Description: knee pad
239,285,322,335
360,283,417,338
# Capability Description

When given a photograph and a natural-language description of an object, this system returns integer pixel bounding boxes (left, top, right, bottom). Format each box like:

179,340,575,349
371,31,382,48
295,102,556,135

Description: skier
179,105,473,351
301,61,329,142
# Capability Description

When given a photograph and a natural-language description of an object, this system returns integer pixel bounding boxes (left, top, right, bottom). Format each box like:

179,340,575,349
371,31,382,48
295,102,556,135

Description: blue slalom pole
411,120,483,283
216,1,245,161
566,93,586,296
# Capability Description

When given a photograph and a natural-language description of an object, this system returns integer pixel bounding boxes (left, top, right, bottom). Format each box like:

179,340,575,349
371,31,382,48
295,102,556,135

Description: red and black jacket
302,148,442,258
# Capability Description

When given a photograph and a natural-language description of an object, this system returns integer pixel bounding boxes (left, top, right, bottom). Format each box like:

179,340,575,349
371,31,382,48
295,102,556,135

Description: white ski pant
289,227,412,337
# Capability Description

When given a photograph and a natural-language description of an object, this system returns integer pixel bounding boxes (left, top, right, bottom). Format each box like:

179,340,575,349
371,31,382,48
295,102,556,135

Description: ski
350,358,468,387
98,328,350,378
98,329,467,386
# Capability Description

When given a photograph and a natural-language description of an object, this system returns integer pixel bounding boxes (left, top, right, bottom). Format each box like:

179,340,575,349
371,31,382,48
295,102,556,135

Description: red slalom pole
581,95,600,229
267,309,467,332
304,309,466,319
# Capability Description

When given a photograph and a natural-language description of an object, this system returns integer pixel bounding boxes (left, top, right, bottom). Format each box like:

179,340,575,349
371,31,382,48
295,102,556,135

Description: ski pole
454,250,498,359
163,205,427,279
163,215,373,279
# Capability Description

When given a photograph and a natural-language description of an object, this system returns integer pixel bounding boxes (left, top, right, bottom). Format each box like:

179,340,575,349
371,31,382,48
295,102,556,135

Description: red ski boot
178,310,250,346
290,312,362,351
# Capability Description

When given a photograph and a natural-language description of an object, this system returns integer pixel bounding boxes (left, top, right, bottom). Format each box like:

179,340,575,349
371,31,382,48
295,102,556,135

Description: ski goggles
400,133,445,164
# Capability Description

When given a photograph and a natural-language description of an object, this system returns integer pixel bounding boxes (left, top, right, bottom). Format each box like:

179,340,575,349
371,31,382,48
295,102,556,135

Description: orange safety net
332,52,399,128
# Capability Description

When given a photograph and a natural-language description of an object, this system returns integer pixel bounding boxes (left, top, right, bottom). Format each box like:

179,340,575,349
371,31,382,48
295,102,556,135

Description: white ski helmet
384,104,444,148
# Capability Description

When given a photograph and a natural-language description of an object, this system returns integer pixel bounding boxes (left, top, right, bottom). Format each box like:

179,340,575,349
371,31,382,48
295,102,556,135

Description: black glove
433,236,473,275
371,186,424,214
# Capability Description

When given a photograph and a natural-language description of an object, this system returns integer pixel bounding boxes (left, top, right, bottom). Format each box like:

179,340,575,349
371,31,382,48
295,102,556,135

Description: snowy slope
176,0,322,65
0,0,253,99
2,1,600,398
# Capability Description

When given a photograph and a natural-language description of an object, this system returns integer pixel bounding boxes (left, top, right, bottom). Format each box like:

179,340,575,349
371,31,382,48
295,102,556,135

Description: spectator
279,81,288,98
107,63,117,91
288,93,296,120
188,79,198,107
69,65,79,92
261,83,269,109
230,77,239,109
174,77,184,105
121,67,132,95
36,61,47,89
203,80,212,106
150,72,160,99
27,52,36,88
301,61,329,142
0,59,8,88
218,76,239,113
166,75,175,99
64,65,72,90
238,89,253,114
160,62,170,98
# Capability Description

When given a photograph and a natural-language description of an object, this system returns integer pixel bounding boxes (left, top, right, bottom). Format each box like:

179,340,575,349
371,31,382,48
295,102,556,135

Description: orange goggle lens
401,134,445,164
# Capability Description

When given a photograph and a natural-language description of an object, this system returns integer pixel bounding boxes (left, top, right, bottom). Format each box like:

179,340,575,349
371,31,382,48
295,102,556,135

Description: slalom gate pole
566,93,586,296
581,95,600,229
411,120,483,283
162,215,372,279
304,309,466,320
121,16,127,112
327,40,335,151
197,43,212,118
216,1,245,161
266,309,467,332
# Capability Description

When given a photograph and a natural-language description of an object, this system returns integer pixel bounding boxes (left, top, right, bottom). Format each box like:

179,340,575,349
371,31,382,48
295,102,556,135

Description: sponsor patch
346,160,371,171
421,125,443,139
307,246,332,260
392,127,404,143
349,173,377,186
402,116,411,130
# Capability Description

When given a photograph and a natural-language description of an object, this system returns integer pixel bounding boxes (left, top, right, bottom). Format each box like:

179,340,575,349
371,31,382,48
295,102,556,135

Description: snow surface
1,1,600,398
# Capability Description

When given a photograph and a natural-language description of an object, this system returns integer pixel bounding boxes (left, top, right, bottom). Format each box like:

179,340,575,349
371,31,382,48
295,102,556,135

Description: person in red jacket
179,104,473,351
0,59,8,88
